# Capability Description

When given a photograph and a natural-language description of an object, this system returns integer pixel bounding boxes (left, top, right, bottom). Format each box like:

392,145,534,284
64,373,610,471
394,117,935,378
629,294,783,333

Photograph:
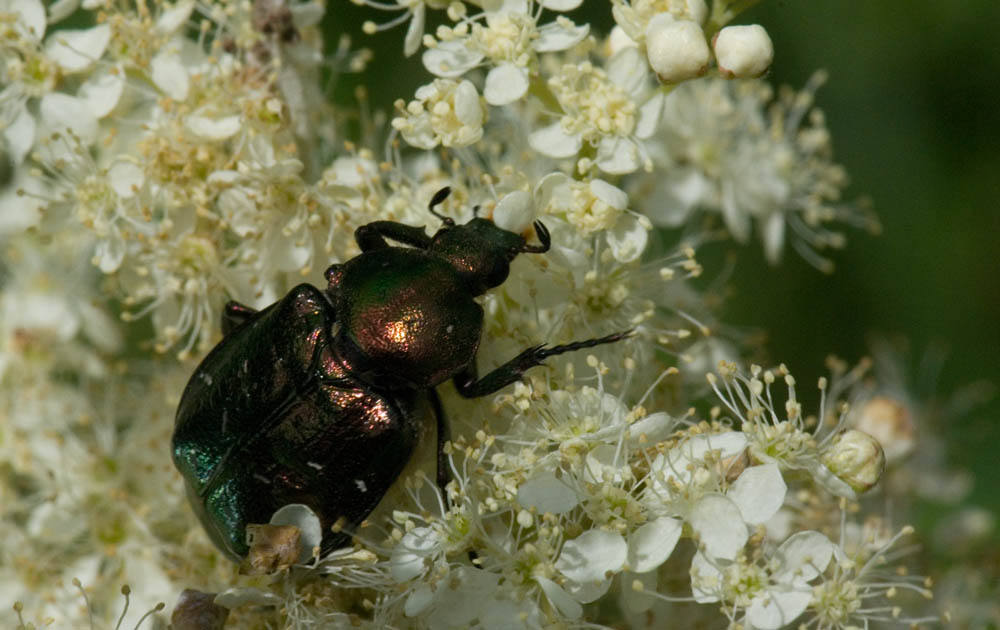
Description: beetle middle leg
222,301,258,335
453,331,632,398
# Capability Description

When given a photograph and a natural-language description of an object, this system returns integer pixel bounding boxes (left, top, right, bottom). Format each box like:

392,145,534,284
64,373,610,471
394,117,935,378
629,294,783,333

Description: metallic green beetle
172,187,628,560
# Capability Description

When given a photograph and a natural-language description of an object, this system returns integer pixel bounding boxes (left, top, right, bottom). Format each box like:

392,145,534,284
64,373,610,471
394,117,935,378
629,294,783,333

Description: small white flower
392,79,486,149
44,23,111,73
692,530,836,629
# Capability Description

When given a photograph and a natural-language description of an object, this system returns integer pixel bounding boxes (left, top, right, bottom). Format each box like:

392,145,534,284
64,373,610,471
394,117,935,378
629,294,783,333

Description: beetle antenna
521,220,551,253
428,187,455,226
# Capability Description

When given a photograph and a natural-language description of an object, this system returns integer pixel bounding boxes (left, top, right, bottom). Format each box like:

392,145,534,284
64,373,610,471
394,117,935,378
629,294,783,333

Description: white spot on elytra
354,479,368,493
253,473,271,484
446,324,454,334
199,371,213,385
307,461,323,470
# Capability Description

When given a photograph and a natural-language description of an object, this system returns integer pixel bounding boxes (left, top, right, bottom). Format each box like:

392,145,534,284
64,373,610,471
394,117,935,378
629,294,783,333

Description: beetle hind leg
222,301,258,335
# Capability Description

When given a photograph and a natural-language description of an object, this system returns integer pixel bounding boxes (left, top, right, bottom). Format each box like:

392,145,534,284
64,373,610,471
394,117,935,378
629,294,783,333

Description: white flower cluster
0,0,963,629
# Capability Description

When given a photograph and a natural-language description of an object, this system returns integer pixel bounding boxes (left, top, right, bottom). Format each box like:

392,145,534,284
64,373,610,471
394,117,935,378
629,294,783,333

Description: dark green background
325,1,1000,526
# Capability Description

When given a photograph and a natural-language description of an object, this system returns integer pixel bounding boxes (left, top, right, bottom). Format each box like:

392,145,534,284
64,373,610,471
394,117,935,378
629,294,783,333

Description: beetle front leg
354,221,432,252
222,301,258,336
453,331,632,398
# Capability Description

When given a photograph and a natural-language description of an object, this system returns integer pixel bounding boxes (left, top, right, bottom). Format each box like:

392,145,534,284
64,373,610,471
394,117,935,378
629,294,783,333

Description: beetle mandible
172,187,628,560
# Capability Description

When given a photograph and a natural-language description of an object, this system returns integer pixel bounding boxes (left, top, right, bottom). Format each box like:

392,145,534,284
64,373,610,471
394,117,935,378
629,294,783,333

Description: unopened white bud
852,396,915,464
645,15,710,83
820,429,886,494
713,24,774,78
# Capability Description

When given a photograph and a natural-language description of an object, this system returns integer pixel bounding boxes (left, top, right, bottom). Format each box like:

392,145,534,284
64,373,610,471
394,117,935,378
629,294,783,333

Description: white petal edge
79,65,125,118
727,463,787,525
484,63,529,106
529,123,581,159
773,530,835,584
535,20,589,52
45,24,111,73
555,529,627,583
689,494,747,560
746,588,812,630
628,517,682,573
536,576,582,619
517,470,579,514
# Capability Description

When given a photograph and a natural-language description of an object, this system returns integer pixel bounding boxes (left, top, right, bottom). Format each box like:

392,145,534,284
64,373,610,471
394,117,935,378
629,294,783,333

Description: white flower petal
528,123,580,158
156,0,195,35
606,214,648,263
46,24,111,73
690,494,747,560
269,504,323,563
608,46,646,95
583,443,626,484
3,105,35,165
391,526,441,581
494,190,534,233
564,576,612,603
5,0,46,39
47,0,79,25
404,3,425,57
636,92,665,139
536,576,582,619
79,64,125,118
721,180,752,242
108,162,144,199
628,517,682,572
645,167,711,227
186,114,242,141
517,470,578,514
426,566,499,628
747,588,812,630
94,231,126,273
596,136,641,175
484,63,528,105
689,551,722,603
534,171,569,208
626,412,675,444
40,93,98,145
151,49,190,101
774,530,835,583
422,40,483,78
540,0,582,9
535,20,589,52
589,179,628,210
555,529,627,583
404,583,434,616
481,595,541,630
728,464,786,525
762,211,785,265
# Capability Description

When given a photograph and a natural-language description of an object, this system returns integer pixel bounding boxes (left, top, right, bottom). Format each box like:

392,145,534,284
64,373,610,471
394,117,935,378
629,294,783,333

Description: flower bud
852,396,915,464
645,15,710,83
713,24,774,78
820,429,886,494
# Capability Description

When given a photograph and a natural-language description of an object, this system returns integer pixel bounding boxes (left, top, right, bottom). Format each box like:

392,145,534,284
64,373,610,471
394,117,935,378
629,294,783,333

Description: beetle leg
222,301,258,336
452,331,632,398
427,389,452,492
355,221,433,252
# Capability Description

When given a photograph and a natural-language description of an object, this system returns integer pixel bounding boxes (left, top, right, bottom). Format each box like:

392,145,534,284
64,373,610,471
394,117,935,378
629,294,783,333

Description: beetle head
427,188,551,296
